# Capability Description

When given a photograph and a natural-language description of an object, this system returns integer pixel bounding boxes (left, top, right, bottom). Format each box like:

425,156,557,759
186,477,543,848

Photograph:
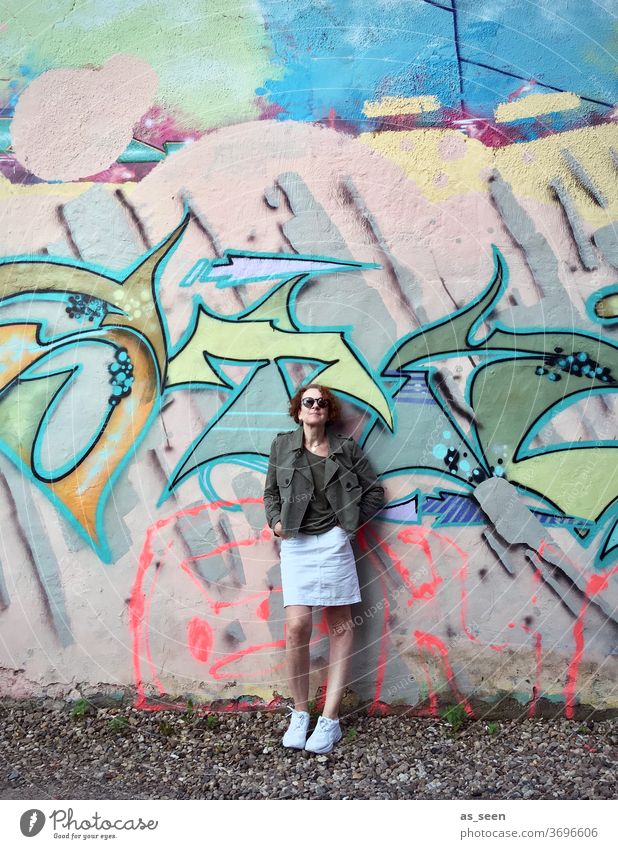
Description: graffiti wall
0,1,616,717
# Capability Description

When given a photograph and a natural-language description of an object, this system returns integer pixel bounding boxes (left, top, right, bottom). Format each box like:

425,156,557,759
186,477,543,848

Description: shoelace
288,708,308,729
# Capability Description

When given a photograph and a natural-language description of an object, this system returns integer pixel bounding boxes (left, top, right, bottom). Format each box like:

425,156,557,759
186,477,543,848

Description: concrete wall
0,1,616,716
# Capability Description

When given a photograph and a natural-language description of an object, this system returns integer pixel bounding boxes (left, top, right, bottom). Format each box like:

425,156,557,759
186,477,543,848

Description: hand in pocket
274,521,290,540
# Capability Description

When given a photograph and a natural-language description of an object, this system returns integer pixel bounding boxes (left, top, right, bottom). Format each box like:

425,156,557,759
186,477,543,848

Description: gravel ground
0,705,615,800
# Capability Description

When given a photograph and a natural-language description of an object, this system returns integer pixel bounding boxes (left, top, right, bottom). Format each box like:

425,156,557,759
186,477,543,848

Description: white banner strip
1,799,616,848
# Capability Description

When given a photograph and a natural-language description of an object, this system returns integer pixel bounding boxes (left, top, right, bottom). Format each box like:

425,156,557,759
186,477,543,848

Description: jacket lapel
289,426,312,483
324,430,345,486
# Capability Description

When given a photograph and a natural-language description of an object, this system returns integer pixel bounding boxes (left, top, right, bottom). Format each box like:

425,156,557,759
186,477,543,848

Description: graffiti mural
0,1,616,717
0,223,393,560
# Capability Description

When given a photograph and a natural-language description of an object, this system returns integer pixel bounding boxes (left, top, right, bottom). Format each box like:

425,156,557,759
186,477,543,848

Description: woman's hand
274,521,288,539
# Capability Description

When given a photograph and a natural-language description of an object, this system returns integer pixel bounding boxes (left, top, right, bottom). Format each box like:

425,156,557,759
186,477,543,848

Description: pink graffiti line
414,630,474,717
357,527,392,713
529,631,543,718
397,525,443,601
179,539,276,616
364,527,417,602
425,527,507,652
507,621,543,716
563,564,618,719
129,498,279,708
129,535,174,706
209,641,287,680
564,594,590,720
537,540,618,718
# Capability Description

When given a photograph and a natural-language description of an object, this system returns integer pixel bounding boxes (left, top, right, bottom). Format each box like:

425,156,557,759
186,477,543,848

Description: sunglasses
301,397,329,409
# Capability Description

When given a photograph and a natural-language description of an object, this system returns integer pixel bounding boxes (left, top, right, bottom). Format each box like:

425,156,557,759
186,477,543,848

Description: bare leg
284,605,313,712
322,604,355,719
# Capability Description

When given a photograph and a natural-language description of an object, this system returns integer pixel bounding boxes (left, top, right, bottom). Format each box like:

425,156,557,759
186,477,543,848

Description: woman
263,383,384,753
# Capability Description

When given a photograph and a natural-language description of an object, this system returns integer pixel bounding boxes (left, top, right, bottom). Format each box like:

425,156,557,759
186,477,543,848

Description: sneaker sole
282,739,307,749
304,732,342,754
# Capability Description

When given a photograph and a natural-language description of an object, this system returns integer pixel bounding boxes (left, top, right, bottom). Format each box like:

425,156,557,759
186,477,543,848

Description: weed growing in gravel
307,700,319,720
345,728,358,743
71,699,90,720
441,703,468,733
206,713,219,730
108,715,129,735
182,698,196,723
159,719,174,737
485,721,500,736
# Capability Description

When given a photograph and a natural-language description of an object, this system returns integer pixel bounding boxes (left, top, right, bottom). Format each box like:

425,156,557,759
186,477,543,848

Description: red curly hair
288,383,342,425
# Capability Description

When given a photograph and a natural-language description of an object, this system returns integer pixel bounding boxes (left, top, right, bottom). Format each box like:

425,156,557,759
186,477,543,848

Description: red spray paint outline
130,498,287,709
536,541,618,719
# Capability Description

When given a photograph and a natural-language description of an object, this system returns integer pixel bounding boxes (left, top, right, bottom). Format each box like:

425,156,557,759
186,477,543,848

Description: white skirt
279,525,361,607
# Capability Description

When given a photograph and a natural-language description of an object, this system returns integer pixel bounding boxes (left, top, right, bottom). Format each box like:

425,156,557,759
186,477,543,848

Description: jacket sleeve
351,439,385,526
263,438,282,533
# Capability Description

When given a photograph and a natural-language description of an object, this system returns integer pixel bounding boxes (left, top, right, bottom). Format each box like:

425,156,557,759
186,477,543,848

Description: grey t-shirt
299,448,339,534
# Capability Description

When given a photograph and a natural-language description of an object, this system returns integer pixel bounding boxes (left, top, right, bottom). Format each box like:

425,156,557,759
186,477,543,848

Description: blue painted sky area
259,0,460,124
456,0,617,110
259,0,617,124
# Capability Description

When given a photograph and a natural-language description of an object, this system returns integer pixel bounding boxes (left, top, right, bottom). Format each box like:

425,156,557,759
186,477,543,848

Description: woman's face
298,388,329,427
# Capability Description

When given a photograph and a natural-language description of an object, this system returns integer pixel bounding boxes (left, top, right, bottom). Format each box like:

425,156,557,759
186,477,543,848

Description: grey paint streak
147,447,177,501
175,508,215,559
482,529,516,575
56,205,82,260
489,170,584,327
340,175,427,326
225,619,246,643
473,477,549,548
173,505,230,586
217,514,246,586
0,465,72,646
550,178,598,270
476,480,617,625
0,558,9,610
62,184,143,270
59,512,88,556
46,237,75,259
102,477,137,563
265,562,285,643
561,149,608,208
264,185,280,209
181,190,223,257
276,171,395,365
232,471,267,533
592,223,618,270
525,553,582,619
610,148,618,170
537,543,618,625
115,188,151,249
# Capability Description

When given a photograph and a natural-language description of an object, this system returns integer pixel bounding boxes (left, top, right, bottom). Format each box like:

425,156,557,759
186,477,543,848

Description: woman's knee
286,618,312,644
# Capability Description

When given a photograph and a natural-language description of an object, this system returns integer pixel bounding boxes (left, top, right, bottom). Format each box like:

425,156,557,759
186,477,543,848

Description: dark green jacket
263,425,384,537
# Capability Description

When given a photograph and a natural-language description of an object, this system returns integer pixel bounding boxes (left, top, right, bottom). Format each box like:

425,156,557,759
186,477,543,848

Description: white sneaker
304,715,342,754
282,707,310,749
